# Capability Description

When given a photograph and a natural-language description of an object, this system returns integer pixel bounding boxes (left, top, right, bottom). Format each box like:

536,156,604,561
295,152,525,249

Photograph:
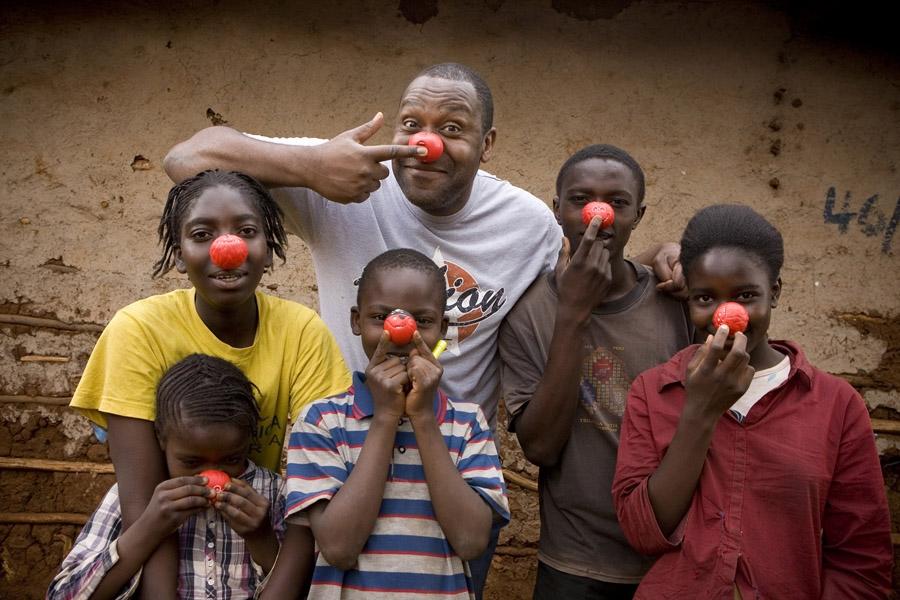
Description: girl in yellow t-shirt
70,170,349,597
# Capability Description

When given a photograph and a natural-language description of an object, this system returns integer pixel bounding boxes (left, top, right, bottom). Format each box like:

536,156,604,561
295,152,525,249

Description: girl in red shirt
613,204,892,599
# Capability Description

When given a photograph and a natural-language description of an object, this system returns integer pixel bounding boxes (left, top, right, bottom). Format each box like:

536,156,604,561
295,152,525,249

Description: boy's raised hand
365,330,409,419
404,332,444,419
309,112,427,203
214,479,273,539
685,326,755,420
555,218,613,324
142,476,210,536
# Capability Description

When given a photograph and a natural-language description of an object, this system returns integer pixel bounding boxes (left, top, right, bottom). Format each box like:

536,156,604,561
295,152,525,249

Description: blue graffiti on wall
823,187,899,254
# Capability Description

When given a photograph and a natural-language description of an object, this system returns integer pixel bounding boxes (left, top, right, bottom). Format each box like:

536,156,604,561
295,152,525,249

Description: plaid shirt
48,461,285,600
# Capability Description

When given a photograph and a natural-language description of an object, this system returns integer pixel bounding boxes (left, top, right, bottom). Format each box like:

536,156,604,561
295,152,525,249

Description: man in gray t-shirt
499,145,693,598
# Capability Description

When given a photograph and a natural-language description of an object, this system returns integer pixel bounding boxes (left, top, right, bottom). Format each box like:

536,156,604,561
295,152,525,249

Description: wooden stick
0,512,88,525
503,468,538,492
872,419,900,435
0,314,104,334
20,355,70,363
0,457,114,474
0,395,71,406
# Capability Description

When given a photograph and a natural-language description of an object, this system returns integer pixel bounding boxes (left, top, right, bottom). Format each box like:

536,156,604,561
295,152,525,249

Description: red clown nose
581,201,615,228
209,234,248,270
408,132,444,163
200,469,231,504
713,302,749,334
384,309,417,345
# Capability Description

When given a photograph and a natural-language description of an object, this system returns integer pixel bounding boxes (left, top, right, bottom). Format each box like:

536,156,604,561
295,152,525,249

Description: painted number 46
823,187,900,254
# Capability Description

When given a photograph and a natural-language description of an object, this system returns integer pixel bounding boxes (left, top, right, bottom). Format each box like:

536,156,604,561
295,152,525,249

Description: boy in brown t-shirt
499,145,693,599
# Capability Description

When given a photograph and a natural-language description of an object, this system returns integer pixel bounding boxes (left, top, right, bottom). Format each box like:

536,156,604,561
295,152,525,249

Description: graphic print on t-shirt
579,346,629,431
432,248,506,356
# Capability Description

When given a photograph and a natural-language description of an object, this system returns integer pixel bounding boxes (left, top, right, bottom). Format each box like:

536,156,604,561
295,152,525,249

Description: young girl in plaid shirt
49,354,285,600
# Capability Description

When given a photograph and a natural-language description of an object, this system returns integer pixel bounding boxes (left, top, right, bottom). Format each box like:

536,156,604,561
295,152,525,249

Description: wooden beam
20,355,70,363
503,468,538,493
871,419,900,435
0,512,88,525
0,314,104,334
0,395,71,406
0,457,114,474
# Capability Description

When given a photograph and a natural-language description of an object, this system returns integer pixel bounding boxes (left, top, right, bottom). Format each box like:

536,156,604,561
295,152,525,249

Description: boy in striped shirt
278,249,509,599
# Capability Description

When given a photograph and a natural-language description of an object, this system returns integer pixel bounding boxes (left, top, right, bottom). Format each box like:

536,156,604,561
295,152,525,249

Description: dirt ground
1,1,898,598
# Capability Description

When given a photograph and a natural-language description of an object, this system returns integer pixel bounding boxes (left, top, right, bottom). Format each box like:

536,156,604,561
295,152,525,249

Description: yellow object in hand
431,339,448,359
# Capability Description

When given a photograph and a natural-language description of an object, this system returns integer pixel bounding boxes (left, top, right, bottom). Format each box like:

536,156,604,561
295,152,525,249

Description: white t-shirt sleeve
241,133,331,243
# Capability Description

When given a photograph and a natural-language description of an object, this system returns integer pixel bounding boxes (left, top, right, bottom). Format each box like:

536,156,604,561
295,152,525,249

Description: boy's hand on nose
365,330,409,419
556,219,612,324
310,112,427,204
685,326,755,420
214,479,272,539
404,332,443,420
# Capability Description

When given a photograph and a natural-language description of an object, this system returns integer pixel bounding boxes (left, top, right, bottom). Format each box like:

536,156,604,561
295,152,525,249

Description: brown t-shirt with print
499,263,693,584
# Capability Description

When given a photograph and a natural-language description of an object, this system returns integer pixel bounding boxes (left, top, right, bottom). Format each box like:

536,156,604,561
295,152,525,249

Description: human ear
480,127,497,163
552,197,561,225
633,203,647,230
350,307,361,336
174,246,187,274
771,277,782,308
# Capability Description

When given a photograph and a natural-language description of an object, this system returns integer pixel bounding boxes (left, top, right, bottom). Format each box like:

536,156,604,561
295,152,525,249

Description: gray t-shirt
499,265,693,583
249,135,562,427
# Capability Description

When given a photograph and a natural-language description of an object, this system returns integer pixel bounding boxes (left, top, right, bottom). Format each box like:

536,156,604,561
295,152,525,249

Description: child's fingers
368,331,392,367
410,331,439,366
223,481,269,508
160,476,206,491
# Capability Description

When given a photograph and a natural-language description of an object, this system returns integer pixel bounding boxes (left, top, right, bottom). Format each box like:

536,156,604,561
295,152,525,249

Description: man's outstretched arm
163,113,424,203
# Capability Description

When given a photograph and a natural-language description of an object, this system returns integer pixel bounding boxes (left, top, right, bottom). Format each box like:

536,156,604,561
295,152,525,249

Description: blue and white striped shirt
285,372,509,599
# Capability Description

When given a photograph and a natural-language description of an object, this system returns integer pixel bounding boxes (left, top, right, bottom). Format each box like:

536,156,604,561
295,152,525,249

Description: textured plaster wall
1,1,898,597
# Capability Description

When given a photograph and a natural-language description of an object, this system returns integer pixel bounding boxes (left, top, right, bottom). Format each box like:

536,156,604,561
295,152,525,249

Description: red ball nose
408,132,444,163
384,309,417,345
200,469,231,504
713,302,749,334
209,234,248,270
581,201,615,228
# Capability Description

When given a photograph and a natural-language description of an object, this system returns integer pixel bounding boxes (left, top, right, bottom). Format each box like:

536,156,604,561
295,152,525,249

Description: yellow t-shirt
70,288,350,471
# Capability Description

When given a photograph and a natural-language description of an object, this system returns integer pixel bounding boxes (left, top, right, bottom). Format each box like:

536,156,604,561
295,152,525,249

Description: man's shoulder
475,169,550,213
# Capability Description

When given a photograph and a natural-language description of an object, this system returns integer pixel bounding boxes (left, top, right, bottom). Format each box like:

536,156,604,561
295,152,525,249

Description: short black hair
680,204,784,283
155,354,260,443
555,144,646,204
356,248,447,309
153,170,288,278
416,63,494,134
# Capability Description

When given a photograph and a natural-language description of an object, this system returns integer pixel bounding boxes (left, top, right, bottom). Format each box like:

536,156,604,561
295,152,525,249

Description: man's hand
651,242,687,297
404,332,443,419
214,479,272,539
555,217,613,325
142,476,210,536
365,331,409,419
307,112,426,203
684,326,755,419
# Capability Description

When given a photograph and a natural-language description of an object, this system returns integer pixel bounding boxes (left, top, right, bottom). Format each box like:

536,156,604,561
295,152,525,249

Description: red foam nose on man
581,201,615,228
408,132,444,164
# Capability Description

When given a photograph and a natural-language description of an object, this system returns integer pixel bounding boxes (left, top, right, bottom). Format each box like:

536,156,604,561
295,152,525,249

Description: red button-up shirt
613,341,893,599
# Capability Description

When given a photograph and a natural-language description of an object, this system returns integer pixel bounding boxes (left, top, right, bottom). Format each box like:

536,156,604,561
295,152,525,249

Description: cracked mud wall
1,1,898,597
